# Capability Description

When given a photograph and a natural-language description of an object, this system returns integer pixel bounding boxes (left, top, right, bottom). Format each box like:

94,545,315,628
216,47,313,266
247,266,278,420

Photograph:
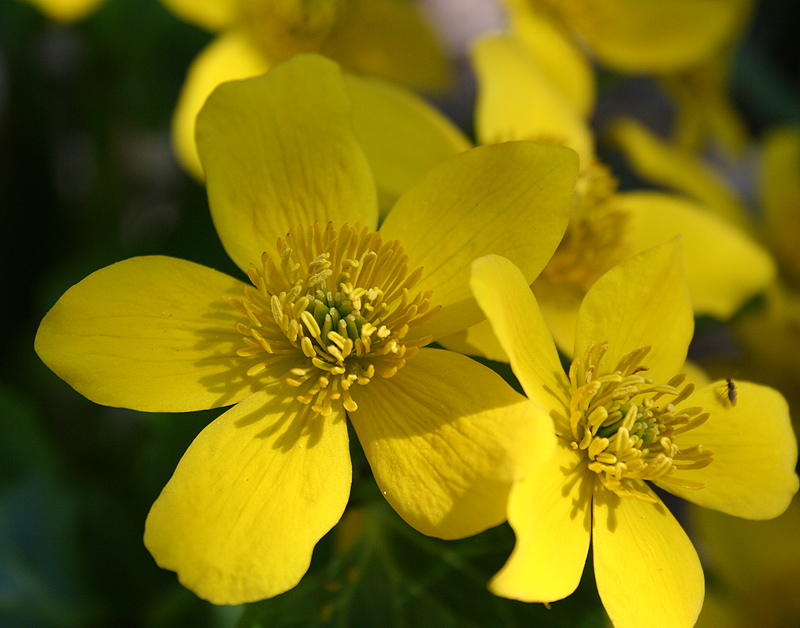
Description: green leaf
237,500,606,628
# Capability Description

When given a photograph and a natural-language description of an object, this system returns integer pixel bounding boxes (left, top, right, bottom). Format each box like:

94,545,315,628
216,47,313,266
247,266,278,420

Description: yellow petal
144,387,351,604
489,440,591,603
574,238,693,384
23,0,103,21
436,318,508,363
658,381,799,519
620,191,775,319
324,0,451,92
172,31,270,180
472,35,595,167
761,126,800,285
544,0,754,73
531,276,584,356
35,256,263,412
157,0,236,31
348,348,556,539
593,485,704,628
608,118,751,231
197,54,379,273
471,255,570,417
342,72,471,218
380,141,578,341
506,1,595,117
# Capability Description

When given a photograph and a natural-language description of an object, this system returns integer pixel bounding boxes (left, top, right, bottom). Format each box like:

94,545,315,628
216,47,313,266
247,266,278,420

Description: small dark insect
723,378,737,407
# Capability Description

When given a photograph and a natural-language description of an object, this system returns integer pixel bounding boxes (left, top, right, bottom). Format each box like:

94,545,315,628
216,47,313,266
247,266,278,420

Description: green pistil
306,290,368,343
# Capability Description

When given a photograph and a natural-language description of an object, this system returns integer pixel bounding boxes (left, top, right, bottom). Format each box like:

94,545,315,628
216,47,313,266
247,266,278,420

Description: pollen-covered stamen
540,161,631,291
229,222,439,417
567,341,713,502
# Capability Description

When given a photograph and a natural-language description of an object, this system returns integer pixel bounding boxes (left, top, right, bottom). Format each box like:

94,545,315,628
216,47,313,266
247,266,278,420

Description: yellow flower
470,240,798,628
34,54,578,604
20,0,103,21
502,0,754,74
443,35,774,358
163,0,450,178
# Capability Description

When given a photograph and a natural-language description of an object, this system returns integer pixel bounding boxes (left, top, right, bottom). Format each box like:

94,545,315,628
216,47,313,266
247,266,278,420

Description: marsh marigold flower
438,35,774,360
162,0,451,178
35,54,579,604
470,239,798,628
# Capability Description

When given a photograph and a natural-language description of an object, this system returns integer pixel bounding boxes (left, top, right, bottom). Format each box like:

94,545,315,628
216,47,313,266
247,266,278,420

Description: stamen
230,222,437,416
566,341,713,502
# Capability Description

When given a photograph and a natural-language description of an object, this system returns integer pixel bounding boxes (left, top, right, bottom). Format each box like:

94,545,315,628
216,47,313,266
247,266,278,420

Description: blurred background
1,0,799,626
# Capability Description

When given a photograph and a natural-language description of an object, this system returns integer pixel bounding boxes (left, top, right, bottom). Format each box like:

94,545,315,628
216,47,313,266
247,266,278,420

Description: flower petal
546,0,753,73
144,387,351,604
471,255,570,418
472,35,595,167
608,118,751,231
172,31,270,180
574,238,694,384
620,191,775,319
348,347,556,539
35,256,263,412
658,381,799,519
380,141,578,340
437,318,508,363
506,1,596,117
342,72,471,218
324,0,450,92
489,439,592,603
197,54,379,273
158,0,236,31
593,484,704,628
531,276,583,356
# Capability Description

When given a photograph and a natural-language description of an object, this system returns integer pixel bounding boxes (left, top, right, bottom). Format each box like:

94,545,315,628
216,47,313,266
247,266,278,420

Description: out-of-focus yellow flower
470,241,798,628
692,495,800,628
501,0,754,74
35,54,579,604
662,53,750,158
164,0,451,178
20,0,103,22
443,36,773,358
610,121,800,411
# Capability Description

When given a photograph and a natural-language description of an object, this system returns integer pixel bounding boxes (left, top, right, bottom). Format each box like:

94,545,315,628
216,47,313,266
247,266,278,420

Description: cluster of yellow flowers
31,0,799,627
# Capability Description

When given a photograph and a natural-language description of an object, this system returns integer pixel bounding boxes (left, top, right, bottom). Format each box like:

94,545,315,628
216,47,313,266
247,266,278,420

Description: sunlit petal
658,381,799,519
197,54,379,272
144,387,351,604
381,141,578,340
574,239,693,384
349,348,556,539
34,256,264,412
471,255,570,417
490,440,591,603
593,484,704,628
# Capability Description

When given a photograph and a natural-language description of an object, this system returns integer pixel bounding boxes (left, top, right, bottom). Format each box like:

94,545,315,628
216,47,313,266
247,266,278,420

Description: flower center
567,341,713,502
539,161,631,291
238,0,340,61
230,222,438,416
